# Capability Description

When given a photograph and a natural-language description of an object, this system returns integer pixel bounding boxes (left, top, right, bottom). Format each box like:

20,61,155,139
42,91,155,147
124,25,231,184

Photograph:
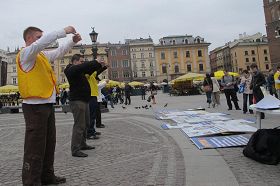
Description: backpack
243,126,280,165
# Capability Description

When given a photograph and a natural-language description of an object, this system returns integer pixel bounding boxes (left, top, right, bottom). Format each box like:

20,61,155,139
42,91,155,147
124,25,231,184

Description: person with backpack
221,70,241,110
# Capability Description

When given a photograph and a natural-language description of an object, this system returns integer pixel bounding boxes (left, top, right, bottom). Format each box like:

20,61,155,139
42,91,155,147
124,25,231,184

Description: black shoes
236,108,241,110
87,135,99,140
95,131,101,135
42,176,66,185
96,124,105,128
228,108,232,110
72,151,88,157
81,145,95,150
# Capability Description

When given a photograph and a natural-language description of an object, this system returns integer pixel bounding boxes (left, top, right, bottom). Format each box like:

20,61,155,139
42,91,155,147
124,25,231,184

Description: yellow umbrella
101,80,122,88
59,83,69,89
214,70,239,80
128,81,144,87
0,85,19,93
172,73,205,83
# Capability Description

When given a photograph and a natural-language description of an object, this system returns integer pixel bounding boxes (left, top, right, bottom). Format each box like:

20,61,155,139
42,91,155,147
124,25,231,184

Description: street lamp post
89,27,98,60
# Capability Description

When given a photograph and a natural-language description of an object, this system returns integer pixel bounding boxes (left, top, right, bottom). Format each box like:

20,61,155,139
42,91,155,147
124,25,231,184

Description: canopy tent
214,70,239,80
101,80,124,88
0,85,19,93
171,73,205,83
59,83,69,89
128,81,144,87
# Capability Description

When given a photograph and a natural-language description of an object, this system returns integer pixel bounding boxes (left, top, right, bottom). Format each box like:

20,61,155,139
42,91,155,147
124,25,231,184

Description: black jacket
250,71,266,101
64,60,102,102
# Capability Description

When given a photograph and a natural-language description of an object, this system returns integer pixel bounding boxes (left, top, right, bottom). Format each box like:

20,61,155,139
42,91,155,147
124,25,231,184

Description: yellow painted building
230,43,271,73
155,35,211,82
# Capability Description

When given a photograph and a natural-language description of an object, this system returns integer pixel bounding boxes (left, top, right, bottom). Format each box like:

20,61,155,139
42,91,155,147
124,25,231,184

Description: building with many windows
263,0,280,68
126,37,156,82
6,50,18,85
210,33,271,73
107,43,132,82
0,49,8,86
155,35,211,82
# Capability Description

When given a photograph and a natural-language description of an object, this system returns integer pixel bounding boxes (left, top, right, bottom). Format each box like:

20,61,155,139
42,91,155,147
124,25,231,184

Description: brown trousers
22,103,56,186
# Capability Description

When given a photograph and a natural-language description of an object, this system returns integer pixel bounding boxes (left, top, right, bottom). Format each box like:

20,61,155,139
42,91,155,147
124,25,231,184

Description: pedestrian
60,88,68,105
203,73,213,108
250,63,266,119
267,69,278,98
150,82,157,104
220,70,241,110
140,86,146,100
64,54,103,158
95,76,108,128
17,26,78,185
274,66,280,99
124,82,132,105
210,72,220,107
240,70,253,114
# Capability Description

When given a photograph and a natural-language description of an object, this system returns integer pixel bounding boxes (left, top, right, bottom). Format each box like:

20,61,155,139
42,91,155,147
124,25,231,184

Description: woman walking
210,72,220,108
203,73,213,108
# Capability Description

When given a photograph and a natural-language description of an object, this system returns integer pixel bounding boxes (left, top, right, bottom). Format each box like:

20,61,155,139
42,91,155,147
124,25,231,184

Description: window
174,64,179,73
199,64,203,71
150,71,154,77
187,64,192,72
111,50,116,56
245,58,249,62
266,64,270,70
149,53,153,58
162,64,167,73
12,78,17,84
61,66,65,73
244,51,248,55
185,39,188,44
112,61,118,68
265,56,268,61
112,71,118,78
141,62,145,68
173,51,178,58
123,71,130,78
122,60,129,67
252,57,256,62
133,54,136,59
12,66,16,72
251,50,255,55
150,62,153,67
186,51,190,58
172,40,176,45
161,52,165,59
61,59,64,64
235,52,237,57
141,53,144,59
133,72,137,77
264,49,268,55
122,50,127,55
142,71,146,77
198,50,202,57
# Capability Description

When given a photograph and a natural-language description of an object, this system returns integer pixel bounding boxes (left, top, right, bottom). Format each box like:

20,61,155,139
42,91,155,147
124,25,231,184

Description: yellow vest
86,71,98,96
16,51,58,99
274,71,280,90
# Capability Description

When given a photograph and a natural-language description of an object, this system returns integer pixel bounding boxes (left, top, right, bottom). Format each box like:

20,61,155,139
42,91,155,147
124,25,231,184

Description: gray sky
0,0,265,51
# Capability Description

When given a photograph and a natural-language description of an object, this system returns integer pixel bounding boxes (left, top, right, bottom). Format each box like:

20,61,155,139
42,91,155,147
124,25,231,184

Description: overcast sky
0,0,265,51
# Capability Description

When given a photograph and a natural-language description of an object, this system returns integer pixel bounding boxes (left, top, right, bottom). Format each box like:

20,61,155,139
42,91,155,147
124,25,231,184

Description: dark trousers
224,89,240,109
125,95,131,105
22,103,56,185
253,88,265,119
96,102,102,127
243,93,253,113
141,94,145,100
70,101,89,154
206,91,212,103
87,96,97,136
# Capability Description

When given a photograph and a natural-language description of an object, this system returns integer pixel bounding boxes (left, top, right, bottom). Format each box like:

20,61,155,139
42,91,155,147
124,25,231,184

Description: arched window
185,39,188,44
162,64,167,73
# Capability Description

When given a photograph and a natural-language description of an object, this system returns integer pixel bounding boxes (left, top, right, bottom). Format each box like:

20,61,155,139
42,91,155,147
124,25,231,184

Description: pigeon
135,107,139,109
142,106,145,108
164,103,168,107
149,105,152,107
122,106,126,109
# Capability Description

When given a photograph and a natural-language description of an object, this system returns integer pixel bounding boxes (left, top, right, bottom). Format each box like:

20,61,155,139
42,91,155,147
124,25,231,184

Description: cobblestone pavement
1,92,280,186
0,110,185,186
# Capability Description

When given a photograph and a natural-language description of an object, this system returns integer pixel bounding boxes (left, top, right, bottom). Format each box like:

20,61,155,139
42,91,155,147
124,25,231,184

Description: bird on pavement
122,106,126,109
164,103,168,107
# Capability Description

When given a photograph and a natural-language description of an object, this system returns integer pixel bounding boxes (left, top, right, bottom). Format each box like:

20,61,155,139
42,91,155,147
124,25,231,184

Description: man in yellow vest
16,26,80,186
274,66,280,99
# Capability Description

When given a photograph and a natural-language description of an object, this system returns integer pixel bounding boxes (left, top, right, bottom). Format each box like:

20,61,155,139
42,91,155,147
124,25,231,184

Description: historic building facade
263,0,280,68
210,33,271,73
0,49,9,86
126,37,156,82
107,43,132,82
155,35,211,82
